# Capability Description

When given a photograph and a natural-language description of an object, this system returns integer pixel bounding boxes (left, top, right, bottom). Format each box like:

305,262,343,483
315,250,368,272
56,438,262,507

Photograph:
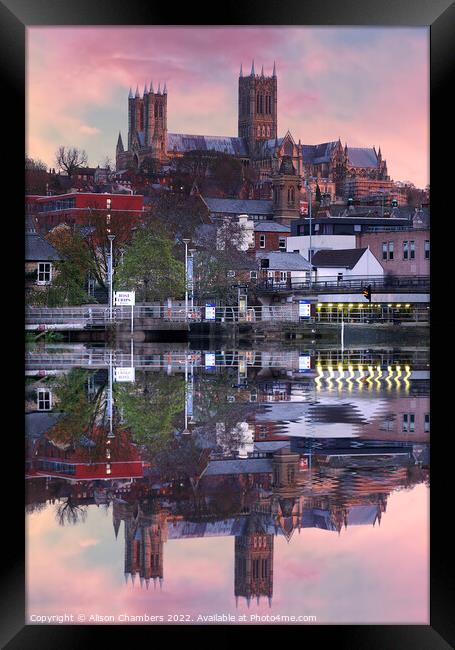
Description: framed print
1,0,453,646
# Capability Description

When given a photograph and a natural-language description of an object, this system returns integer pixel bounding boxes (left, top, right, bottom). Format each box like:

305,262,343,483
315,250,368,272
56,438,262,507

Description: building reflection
25,358,429,607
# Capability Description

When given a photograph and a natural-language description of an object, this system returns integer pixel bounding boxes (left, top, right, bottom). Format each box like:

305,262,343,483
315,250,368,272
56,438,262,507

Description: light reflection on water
25,344,429,624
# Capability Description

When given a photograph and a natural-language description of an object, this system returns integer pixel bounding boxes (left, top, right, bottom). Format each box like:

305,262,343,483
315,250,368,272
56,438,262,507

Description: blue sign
298,354,312,373
299,300,311,319
205,353,216,368
187,257,193,284
205,303,216,321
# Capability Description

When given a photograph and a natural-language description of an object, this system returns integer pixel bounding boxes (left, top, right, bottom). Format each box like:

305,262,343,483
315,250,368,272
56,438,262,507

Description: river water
25,342,429,625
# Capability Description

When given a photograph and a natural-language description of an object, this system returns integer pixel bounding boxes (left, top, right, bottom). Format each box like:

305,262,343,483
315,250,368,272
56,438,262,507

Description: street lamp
189,249,196,311
107,234,116,320
106,198,115,321
107,349,115,439
306,177,313,285
182,238,190,320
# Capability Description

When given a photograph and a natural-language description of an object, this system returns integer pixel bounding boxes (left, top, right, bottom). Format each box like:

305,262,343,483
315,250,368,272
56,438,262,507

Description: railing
257,275,430,293
25,347,429,372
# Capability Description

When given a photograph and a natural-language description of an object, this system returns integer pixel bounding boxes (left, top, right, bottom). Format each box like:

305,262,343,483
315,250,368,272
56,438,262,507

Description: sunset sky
26,27,429,188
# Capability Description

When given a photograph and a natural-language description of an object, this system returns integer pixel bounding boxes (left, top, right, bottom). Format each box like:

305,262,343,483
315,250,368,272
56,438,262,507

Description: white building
311,248,383,282
286,233,356,259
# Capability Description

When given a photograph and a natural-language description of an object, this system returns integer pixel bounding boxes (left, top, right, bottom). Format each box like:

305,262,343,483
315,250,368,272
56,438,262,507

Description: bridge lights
362,285,372,303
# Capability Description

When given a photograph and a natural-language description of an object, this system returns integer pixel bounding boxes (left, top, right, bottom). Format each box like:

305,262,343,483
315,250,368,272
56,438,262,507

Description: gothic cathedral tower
238,61,277,157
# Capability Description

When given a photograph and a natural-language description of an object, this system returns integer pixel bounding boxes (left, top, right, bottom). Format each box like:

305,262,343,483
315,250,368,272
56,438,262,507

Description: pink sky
26,484,429,624
26,27,429,188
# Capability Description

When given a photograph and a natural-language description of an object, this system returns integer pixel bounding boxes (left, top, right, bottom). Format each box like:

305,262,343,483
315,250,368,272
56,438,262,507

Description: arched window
267,126,270,137
257,126,261,137
262,125,265,136
256,94,260,114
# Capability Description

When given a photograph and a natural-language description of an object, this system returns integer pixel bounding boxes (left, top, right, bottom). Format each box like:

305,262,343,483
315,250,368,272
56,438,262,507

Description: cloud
26,26,429,187
79,125,101,135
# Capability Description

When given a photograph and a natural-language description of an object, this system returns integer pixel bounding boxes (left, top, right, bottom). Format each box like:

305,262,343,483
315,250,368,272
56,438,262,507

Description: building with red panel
26,192,144,232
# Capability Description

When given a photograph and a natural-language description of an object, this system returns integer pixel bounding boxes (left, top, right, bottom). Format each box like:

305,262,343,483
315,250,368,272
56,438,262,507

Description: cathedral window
257,126,261,137
256,94,260,114
267,126,270,137
262,125,265,137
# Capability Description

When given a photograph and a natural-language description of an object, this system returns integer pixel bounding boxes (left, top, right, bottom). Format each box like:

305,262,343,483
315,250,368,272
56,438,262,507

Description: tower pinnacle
251,60,255,76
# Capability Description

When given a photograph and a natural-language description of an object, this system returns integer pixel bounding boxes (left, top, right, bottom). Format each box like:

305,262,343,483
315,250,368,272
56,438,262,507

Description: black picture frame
2,0,453,646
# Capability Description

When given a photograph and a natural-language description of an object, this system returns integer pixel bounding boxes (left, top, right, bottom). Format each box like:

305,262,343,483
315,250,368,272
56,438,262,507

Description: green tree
47,226,94,305
115,373,185,452
115,227,185,301
46,369,105,448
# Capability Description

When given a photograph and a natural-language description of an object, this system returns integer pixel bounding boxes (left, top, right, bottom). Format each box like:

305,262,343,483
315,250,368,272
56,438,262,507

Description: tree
209,153,243,196
115,226,185,301
25,156,48,194
55,145,88,177
44,226,94,306
149,192,209,245
194,219,256,302
115,373,185,452
81,206,138,289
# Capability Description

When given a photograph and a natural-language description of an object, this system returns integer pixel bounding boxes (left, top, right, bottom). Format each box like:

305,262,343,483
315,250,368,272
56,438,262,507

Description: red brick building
26,192,144,232
356,228,430,277
253,222,290,251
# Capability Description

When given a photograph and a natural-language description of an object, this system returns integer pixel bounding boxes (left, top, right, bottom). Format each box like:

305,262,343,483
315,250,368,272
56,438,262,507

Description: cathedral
115,62,389,197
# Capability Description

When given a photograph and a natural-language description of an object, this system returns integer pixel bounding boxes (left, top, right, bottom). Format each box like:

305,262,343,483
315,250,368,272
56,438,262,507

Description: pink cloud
26,27,429,187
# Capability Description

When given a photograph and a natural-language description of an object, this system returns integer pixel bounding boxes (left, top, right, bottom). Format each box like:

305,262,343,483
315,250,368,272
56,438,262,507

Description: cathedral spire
143,83,148,96
128,87,133,99
239,63,243,77
261,65,264,77
135,85,140,98
251,60,255,76
272,61,277,77
163,82,167,94
157,82,161,94
150,81,154,94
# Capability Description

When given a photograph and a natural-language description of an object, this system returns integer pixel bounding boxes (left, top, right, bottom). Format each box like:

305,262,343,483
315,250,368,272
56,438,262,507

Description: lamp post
107,349,115,439
107,234,116,320
189,249,196,311
306,177,313,286
182,238,190,320
106,198,115,321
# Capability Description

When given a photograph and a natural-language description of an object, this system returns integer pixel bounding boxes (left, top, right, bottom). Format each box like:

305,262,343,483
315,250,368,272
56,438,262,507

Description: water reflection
25,343,429,623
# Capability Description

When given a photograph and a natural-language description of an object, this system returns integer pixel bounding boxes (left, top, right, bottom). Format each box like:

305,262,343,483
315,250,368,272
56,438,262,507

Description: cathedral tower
238,61,277,157
272,156,303,225
234,519,274,607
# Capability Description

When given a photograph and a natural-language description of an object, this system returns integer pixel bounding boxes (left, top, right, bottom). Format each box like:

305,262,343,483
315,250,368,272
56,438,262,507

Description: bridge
25,345,429,379
255,275,430,295
25,299,429,333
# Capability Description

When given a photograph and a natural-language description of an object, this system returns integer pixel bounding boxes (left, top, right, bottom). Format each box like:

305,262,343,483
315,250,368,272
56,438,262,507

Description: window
410,240,415,259
227,270,236,277
37,389,51,411
279,271,287,282
403,241,409,260
37,262,51,284
250,270,258,279
259,234,266,248
424,413,430,433
382,243,387,260
403,413,415,433
388,242,394,260
424,240,430,259
279,237,286,250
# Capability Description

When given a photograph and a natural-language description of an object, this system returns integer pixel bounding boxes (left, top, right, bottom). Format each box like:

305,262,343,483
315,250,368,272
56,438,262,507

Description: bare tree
55,145,88,177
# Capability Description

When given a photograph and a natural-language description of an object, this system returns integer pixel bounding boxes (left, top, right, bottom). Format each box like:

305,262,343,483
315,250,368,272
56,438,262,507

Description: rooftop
256,251,312,270
311,248,367,269
254,221,290,232
203,197,273,216
25,232,62,262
